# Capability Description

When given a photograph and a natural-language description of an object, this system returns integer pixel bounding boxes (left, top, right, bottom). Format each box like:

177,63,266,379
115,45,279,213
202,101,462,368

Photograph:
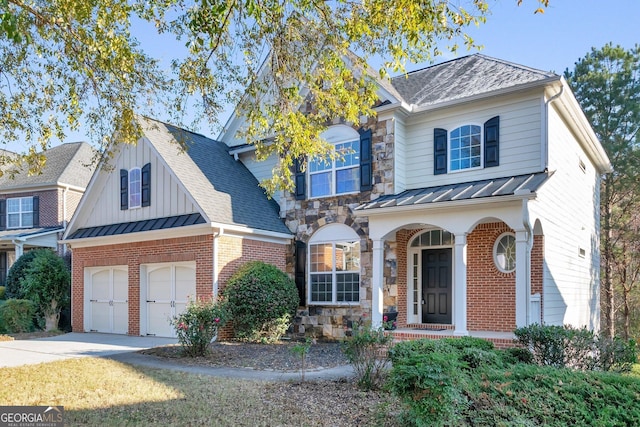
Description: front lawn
0,358,400,426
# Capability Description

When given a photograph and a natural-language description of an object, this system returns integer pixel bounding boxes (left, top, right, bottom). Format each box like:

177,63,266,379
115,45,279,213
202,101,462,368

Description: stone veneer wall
285,114,398,339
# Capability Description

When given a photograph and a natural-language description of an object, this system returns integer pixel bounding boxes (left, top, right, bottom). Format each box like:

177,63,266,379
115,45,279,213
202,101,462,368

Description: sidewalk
108,351,355,381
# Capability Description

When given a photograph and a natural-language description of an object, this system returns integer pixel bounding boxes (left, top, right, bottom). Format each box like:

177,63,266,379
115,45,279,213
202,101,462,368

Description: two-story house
64,54,610,345
221,54,611,345
0,142,95,285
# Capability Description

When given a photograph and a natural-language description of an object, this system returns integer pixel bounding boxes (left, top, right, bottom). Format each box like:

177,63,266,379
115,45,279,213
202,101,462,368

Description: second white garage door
141,262,196,337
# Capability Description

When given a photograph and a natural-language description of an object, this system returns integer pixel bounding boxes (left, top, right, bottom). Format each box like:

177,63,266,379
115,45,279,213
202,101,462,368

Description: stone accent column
454,233,468,336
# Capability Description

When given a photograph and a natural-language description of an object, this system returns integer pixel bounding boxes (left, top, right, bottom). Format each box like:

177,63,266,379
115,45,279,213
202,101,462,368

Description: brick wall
0,189,61,227
71,233,288,338
531,234,544,324
467,222,516,332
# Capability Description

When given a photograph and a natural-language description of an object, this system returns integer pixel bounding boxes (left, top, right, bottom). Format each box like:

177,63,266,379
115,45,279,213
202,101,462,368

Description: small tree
223,261,299,343
20,250,70,331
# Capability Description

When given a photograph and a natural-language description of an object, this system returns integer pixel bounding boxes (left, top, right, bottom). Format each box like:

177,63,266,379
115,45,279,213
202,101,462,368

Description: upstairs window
7,197,33,228
129,168,142,208
450,125,482,171
120,163,151,210
434,116,500,175
294,125,372,200
309,139,360,197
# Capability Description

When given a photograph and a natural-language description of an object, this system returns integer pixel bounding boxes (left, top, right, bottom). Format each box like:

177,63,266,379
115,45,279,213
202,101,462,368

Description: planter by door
141,262,196,337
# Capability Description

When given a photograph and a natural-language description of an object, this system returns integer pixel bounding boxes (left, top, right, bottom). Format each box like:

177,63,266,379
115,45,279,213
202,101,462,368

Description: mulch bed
141,340,349,372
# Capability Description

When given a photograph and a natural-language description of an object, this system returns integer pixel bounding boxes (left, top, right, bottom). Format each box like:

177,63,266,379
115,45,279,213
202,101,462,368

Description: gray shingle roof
390,54,558,107
140,117,291,236
0,142,96,190
355,172,551,212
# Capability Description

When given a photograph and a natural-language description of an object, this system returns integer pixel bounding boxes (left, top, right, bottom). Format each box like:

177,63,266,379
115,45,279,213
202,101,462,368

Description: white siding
82,141,198,228
403,91,544,189
530,104,600,330
394,116,407,194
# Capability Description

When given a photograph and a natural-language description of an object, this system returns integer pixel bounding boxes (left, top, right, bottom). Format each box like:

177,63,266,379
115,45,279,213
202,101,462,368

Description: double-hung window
7,197,33,228
309,139,360,198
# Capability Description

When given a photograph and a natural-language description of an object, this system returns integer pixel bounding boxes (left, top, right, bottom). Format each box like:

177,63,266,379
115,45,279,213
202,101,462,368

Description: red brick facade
394,222,544,334
71,233,287,338
0,189,62,228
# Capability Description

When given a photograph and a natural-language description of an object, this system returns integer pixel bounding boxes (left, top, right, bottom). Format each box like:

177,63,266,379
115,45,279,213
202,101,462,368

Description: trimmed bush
171,298,228,357
0,299,35,333
222,261,298,343
0,286,5,300
514,324,637,372
20,250,70,331
5,250,39,299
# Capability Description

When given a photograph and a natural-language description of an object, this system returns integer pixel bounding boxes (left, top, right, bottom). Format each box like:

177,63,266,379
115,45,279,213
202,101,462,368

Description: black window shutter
295,240,307,306
0,200,5,230
0,252,6,286
120,169,128,210
32,196,39,227
434,128,448,175
141,163,151,207
294,158,306,200
484,116,500,168
359,128,373,191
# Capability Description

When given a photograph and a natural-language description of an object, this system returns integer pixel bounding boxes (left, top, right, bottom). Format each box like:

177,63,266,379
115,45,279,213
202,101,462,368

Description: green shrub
500,346,534,365
441,336,495,351
20,250,70,331
222,261,299,343
5,250,39,299
171,298,228,357
342,322,392,390
0,299,35,333
514,324,637,372
0,286,5,300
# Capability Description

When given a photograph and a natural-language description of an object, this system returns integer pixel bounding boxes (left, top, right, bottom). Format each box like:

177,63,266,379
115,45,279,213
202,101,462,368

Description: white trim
208,221,292,242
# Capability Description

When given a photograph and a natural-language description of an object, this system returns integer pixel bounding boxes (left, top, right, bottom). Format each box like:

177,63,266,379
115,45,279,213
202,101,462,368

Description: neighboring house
220,54,611,346
0,142,95,285
62,118,291,337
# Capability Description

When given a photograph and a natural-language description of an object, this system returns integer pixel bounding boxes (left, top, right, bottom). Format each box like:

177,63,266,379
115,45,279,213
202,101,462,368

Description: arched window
309,126,361,198
308,223,360,304
450,124,482,171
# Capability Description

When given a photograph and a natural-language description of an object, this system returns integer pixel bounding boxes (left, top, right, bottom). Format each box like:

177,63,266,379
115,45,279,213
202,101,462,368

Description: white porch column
453,233,468,336
515,230,530,327
371,238,385,328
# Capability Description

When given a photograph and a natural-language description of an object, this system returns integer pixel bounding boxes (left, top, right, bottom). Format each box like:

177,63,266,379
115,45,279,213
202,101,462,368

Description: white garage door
144,262,196,337
85,266,128,334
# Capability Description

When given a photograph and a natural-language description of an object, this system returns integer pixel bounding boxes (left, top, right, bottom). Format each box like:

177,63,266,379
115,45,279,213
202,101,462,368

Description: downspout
62,185,69,255
543,84,564,170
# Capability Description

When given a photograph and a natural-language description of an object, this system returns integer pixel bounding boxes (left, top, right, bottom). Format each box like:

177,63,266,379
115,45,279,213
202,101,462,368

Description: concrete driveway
0,333,177,368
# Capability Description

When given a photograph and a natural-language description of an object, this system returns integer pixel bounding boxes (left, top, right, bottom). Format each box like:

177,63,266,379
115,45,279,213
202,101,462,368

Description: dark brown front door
422,248,452,324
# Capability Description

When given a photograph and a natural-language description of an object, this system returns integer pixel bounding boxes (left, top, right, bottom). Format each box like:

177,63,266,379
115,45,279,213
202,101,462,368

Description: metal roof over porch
355,172,551,212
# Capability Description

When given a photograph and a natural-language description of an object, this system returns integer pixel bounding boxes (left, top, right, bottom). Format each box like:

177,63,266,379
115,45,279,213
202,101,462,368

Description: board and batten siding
403,91,543,190
82,140,199,228
530,104,600,330
393,116,407,194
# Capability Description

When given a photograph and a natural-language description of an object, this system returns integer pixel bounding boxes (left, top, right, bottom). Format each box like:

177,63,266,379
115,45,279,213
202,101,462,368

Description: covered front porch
354,174,548,339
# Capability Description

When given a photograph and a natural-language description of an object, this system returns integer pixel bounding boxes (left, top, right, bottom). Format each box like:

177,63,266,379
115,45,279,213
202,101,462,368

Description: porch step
390,329,517,349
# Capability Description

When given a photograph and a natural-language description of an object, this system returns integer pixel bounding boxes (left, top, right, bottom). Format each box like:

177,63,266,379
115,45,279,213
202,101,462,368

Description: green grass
0,358,399,426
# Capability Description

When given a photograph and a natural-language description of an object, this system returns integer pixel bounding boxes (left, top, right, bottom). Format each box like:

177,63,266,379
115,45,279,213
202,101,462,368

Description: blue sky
7,0,640,152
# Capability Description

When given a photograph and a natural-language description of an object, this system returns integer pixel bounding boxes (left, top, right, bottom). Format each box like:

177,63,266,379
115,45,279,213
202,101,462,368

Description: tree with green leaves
0,0,548,190
565,43,640,339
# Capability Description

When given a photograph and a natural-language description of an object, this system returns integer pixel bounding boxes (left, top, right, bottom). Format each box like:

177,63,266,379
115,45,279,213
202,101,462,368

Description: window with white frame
494,232,516,273
450,124,482,171
308,223,360,304
308,126,360,198
7,197,33,228
129,167,142,208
